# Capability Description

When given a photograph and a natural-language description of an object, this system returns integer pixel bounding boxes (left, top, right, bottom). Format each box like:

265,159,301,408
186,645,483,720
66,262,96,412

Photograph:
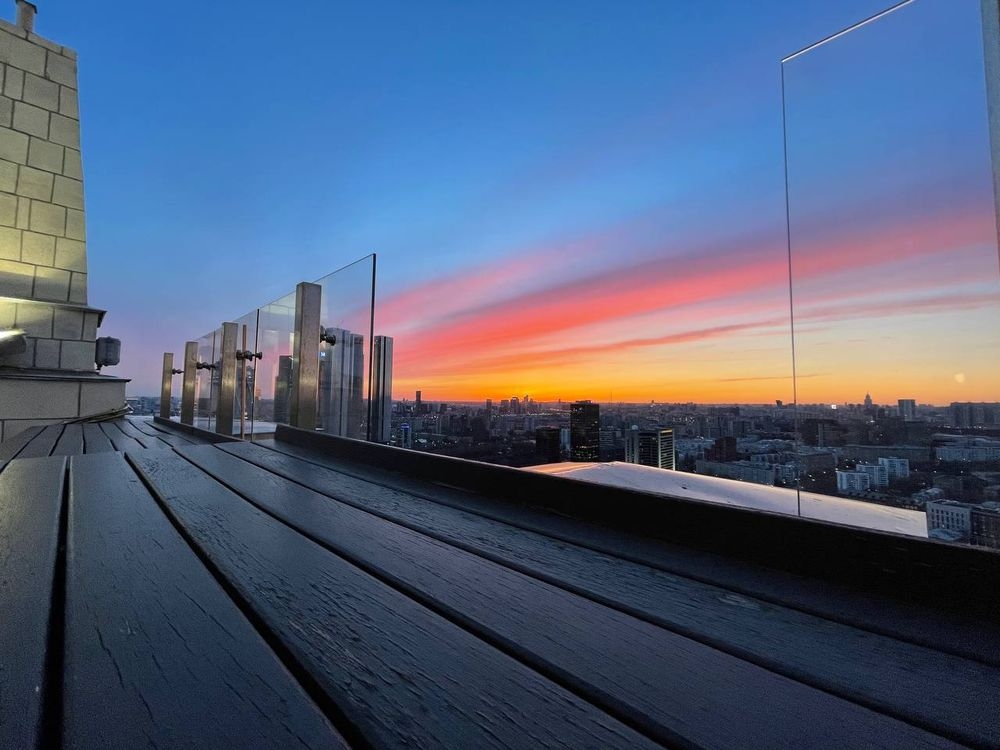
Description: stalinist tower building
0,0,125,439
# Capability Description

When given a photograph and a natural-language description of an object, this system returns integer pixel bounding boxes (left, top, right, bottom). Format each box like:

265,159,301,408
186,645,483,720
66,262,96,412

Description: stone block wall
0,7,126,442
0,18,85,306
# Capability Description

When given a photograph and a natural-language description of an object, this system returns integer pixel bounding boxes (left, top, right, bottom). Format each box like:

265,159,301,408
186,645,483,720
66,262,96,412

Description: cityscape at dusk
1,1,999,746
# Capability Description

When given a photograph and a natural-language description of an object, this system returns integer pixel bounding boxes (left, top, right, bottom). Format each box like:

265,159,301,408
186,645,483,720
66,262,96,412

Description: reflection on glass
316,255,376,440
194,329,219,432
784,0,1000,543
233,309,259,438
254,291,296,434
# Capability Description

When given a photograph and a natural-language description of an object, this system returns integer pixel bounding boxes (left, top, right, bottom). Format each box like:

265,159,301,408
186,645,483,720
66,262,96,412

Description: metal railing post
216,322,238,437
289,281,321,430
160,353,174,419
180,341,198,425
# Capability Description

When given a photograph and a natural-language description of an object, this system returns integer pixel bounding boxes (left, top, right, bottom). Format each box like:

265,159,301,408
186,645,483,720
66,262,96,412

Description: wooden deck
1,417,998,748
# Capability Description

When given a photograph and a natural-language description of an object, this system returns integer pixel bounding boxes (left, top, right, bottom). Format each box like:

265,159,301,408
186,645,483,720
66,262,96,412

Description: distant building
535,427,561,463
855,462,889,489
843,444,931,463
697,460,775,485
836,470,872,495
626,427,676,470
369,336,393,443
936,444,1000,462
926,500,972,541
399,423,412,449
878,456,910,481
971,504,1000,549
705,436,738,462
949,402,1000,428
570,401,600,461
898,399,917,421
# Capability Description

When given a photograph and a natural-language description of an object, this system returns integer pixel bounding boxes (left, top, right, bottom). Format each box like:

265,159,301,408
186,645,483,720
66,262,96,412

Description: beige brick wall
0,20,84,306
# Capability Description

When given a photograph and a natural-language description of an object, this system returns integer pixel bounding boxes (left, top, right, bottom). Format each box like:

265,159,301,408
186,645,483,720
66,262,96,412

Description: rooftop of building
1,417,998,748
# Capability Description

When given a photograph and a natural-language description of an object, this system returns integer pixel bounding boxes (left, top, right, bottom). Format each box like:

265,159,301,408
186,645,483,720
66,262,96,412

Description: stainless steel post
160,352,174,420
180,341,198,425
289,281,321,430
216,322,238,437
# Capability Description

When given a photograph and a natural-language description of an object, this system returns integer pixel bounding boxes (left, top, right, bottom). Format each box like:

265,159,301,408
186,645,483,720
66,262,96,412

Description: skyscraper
898,399,916,421
570,401,600,461
369,335,393,443
626,427,676,470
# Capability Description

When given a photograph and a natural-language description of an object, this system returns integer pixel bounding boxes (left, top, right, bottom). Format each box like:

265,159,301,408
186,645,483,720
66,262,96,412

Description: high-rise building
369,335,393,443
570,401,600,461
415,390,422,414
898,399,916,421
626,427,676,470
319,328,365,438
399,422,412,449
535,427,561,463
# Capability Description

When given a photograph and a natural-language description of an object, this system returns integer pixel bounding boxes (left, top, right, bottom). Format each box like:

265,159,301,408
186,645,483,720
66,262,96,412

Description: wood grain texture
64,452,345,750
81,423,115,453
127,418,196,447
99,422,144,453
224,441,1000,748
0,425,43,460
130,449,664,750
0,455,65,750
115,419,171,449
52,424,84,456
17,424,64,458
185,444,965,749
256,438,1000,667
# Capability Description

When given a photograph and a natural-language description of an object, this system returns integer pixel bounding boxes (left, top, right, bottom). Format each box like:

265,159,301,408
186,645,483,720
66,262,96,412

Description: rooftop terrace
1,416,998,748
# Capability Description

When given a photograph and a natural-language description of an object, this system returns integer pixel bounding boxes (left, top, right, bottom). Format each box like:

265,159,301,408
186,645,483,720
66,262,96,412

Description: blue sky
23,0,997,398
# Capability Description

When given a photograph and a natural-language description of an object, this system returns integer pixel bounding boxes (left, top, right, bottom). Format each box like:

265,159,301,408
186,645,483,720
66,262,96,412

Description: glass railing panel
783,0,1000,542
315,254,376,441
193,328,219,432
253,291,297,435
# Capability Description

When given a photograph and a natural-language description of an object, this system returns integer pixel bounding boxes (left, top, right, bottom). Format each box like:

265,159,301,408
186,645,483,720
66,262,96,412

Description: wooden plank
257,438,1000,667
114,418,171,449
129,450,667,750
0,456,66,750
81,423,115,453
99,422,143,453
0,425,44,461
222,441,1000,748
17,424,65,458
51,423,85,456
184,444,966,749
65,452,345,749
127,417,196,447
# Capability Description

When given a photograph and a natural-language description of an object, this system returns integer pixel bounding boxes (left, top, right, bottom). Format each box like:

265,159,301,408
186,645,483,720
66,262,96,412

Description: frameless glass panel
254,291,297,436
193,328,220,432
233,309,259,438
784,0,1000,541
315,255,376,441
